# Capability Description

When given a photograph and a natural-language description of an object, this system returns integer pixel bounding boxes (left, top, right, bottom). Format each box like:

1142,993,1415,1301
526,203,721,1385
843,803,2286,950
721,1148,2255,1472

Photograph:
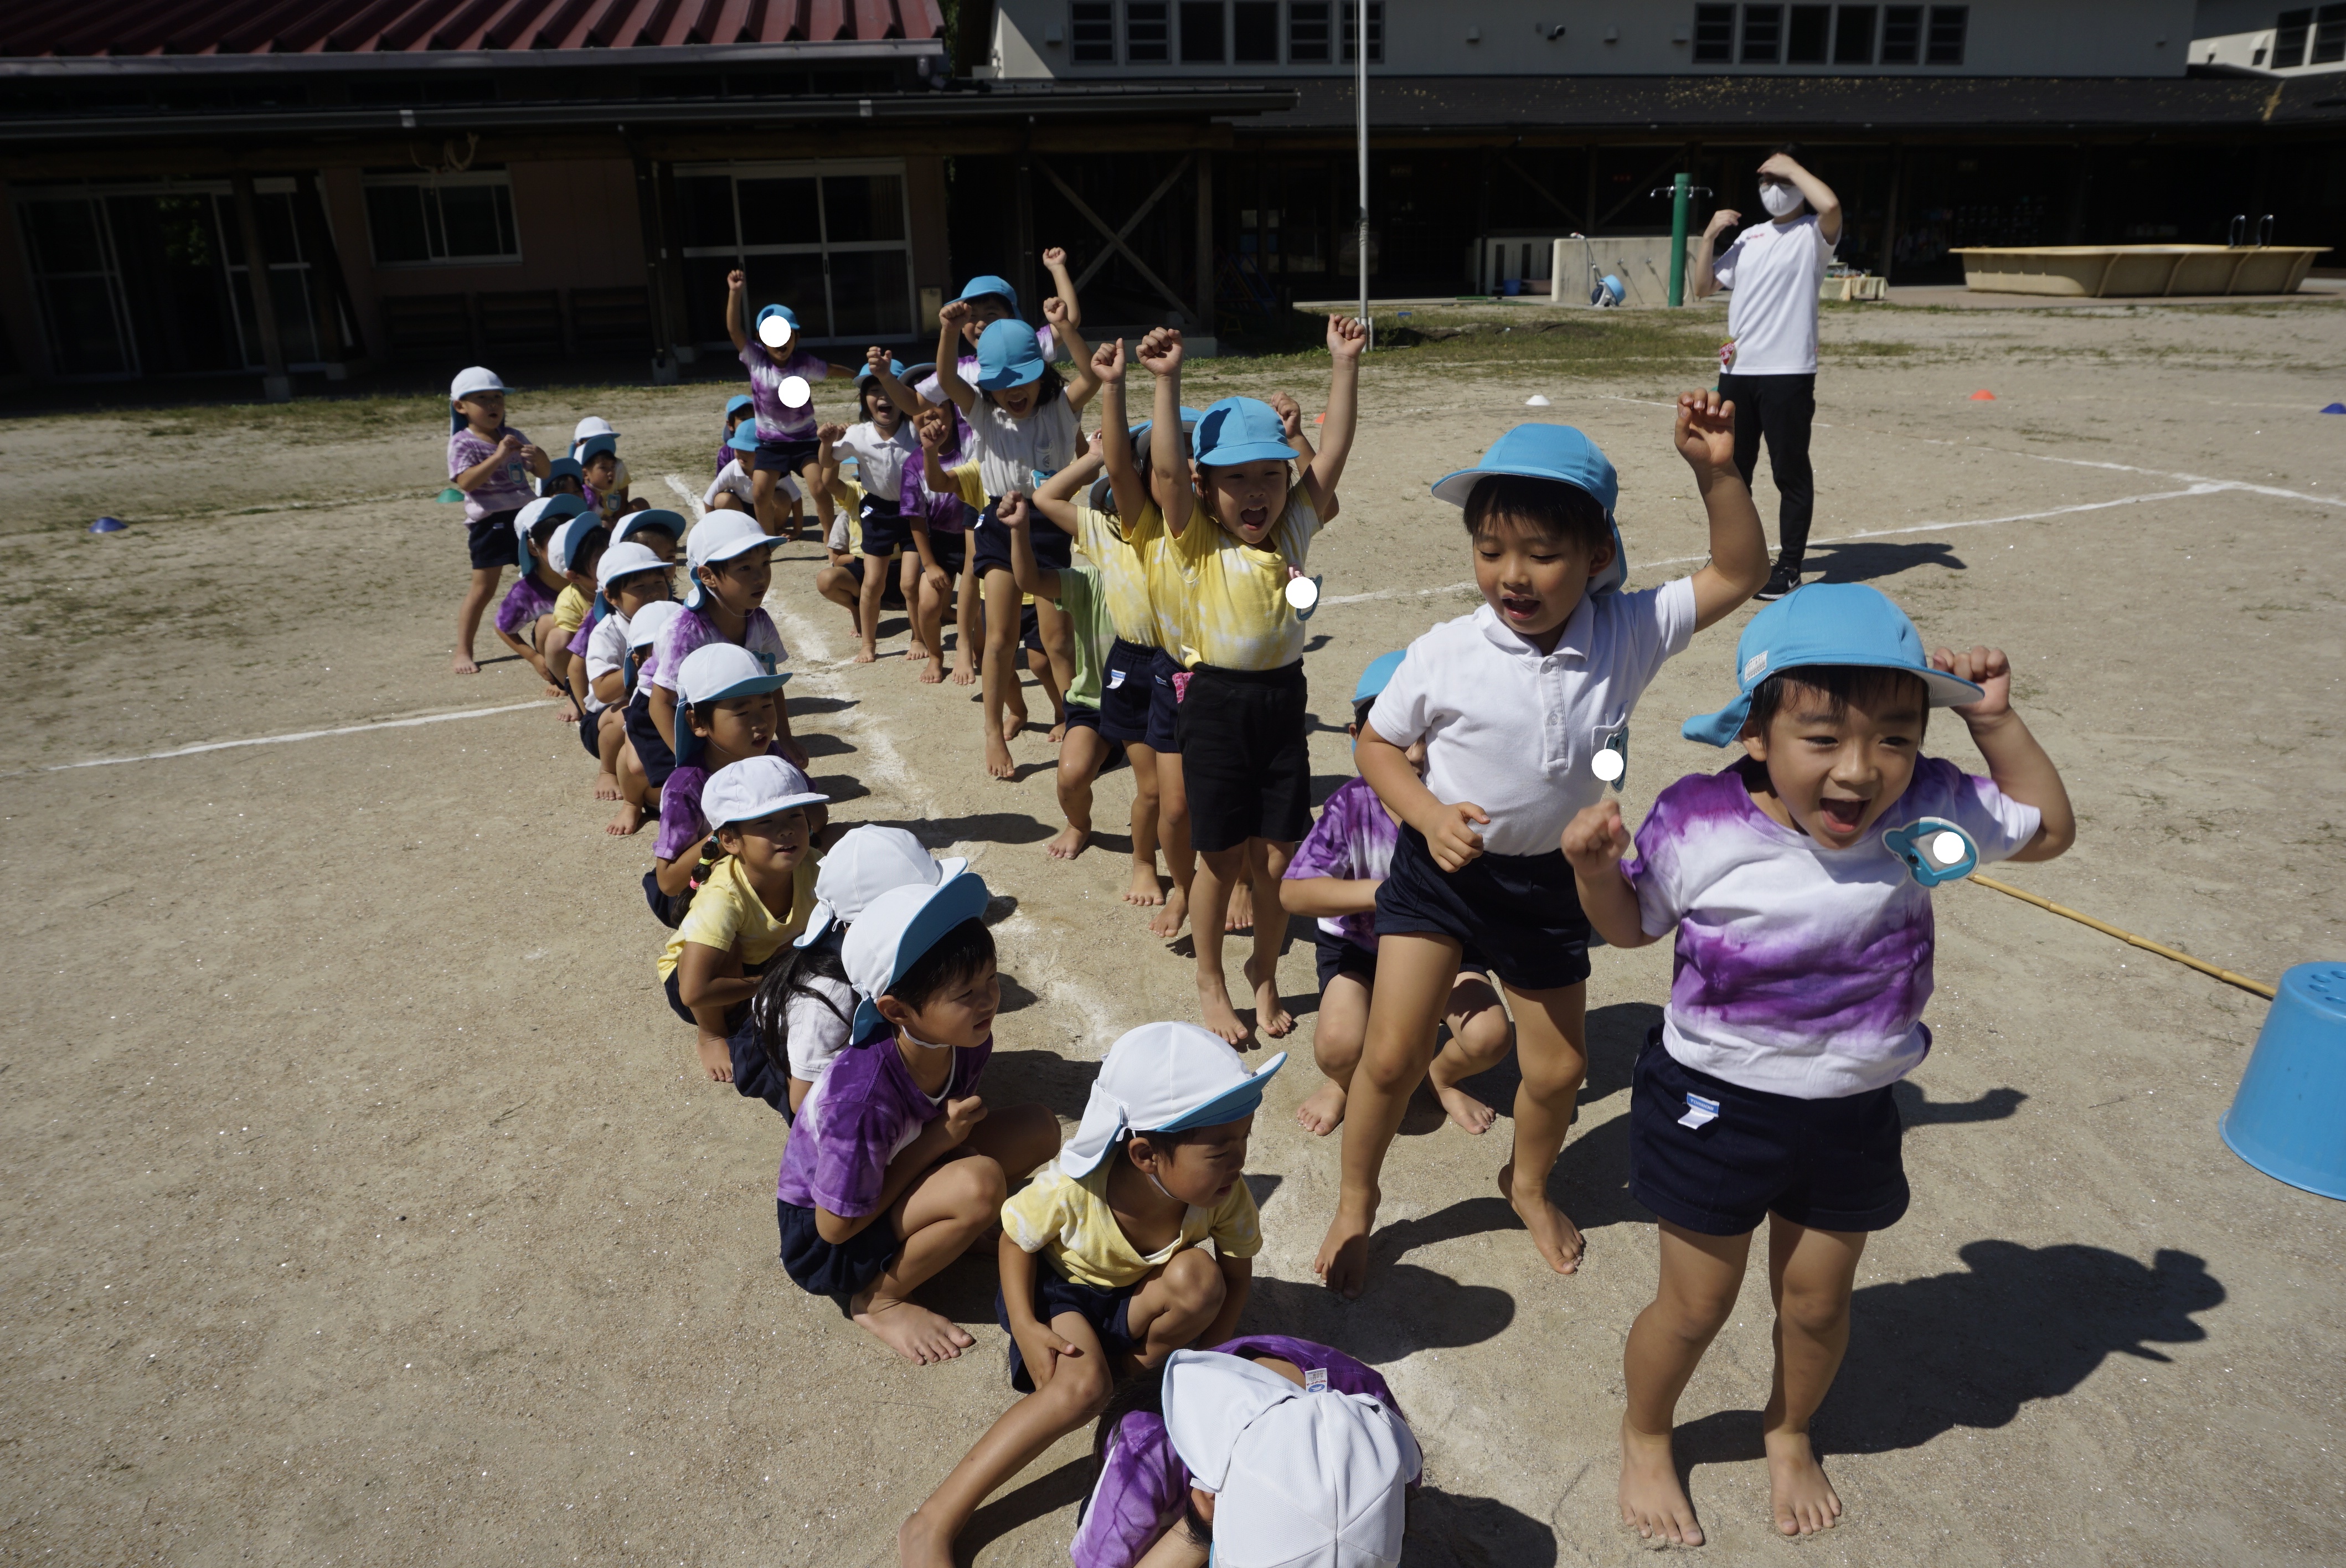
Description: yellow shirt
656,850,821,983
553,584,589,634
943,460,986,510
1001,1155,1261,1290
1073,497,1164,647
1144,479,1321,671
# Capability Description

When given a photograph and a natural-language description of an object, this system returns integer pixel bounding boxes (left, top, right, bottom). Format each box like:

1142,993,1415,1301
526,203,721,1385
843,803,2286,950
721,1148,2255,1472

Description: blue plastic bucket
1502,278,1524,296
2221,961,2346,1199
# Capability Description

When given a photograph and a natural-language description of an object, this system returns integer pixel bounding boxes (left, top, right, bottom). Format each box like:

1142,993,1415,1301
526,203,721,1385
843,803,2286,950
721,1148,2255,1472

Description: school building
3,0,2340,390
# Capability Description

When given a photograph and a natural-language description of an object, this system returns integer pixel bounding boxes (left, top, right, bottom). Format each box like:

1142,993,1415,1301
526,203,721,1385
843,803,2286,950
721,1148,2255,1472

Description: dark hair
1464,474,1610,558
687,688,772,740
964,292,1015,317
858,376,900,424
1351,697,1378,733
1085,1364,1213,1550
989,364,1065,412
744,931,852,1084
527,513,566,551
610,565,670,600
1745,665,1931,737
886,917,996,1016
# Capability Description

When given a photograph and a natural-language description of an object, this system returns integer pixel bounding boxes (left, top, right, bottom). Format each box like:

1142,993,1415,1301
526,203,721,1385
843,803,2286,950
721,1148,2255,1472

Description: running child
1311,394,1770,1299
657,754,829,1084
494,494,582,695
585,541,675,833
446,366,549,674
1282,651,1513,1138
724,271,852,540
776,873,1061,1363
1564,584,2072,1544
1137,318,1365,1045
897,1022,1276,1568
648,643,796,926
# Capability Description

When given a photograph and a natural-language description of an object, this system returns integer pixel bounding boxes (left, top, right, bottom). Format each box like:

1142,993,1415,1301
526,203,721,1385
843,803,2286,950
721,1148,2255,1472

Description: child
618,599,685,797
738,826,970,1117
776,873,1061,1363
542,456,586,499
576,434,645,524
642,509,801,772
1281,651,1513,1138
648,643,793,927
1009,471,1126,859
910,259,1082,411
718,393,754,476
446,366,549,675
827,352,925,664
494,495,583,694
585,541,675,834
724,271,852,541
896,1021,1277,1568
544,510,610,723
657,754,829,1084
1068,1339,1420,1568
1562,584,2073,1544
1137,318,1364,1046
1312,395,1770,1301
611,508,684,564
706,423,805,532
928,298,1101,779
906,402,982,686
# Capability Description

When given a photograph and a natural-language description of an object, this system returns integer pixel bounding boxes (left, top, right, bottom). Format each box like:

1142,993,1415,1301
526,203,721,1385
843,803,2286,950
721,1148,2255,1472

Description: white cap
1060,1023,1285,1179
1162,1351,1420,1568
842,873,991,1044
450,365,504,401
548,512,607,577
700,755,826,833
676,642,788,706
515,493,584,532
796,826,970,948
683,510,774,608
596,541,669,591
626,599,684,651
571,415,618,447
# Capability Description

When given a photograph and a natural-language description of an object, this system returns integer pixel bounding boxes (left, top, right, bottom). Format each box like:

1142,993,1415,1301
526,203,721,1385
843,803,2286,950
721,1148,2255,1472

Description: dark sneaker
1753,561,1802,601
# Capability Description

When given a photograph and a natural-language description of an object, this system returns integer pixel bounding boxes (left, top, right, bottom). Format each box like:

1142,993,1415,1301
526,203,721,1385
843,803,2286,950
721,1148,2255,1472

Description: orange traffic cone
1969,389,1997,401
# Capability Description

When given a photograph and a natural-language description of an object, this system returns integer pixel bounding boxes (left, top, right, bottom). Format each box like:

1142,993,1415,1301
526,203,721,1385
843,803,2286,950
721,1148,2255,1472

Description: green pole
1668,172,1691,307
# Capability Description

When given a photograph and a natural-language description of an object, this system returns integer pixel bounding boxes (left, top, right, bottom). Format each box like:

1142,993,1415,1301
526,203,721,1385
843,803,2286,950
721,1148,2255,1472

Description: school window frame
1692,4,1736,62
1125,0,1170,61
1833,4,1877,64
2312,2,2346,65
1231,0,1280,60
1925,3,1967,64
1786,4,1831,61
1179,0,1225,61
1289,0,1330,61
1741,4,1783,62
359,169,521,267
1879,3,1922,62
672,158,917,349
1070,0,1115,63
1341,0,1383,63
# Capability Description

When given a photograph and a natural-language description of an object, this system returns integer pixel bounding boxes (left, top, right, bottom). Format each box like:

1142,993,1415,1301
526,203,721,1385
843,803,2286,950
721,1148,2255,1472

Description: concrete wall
991,0,2200,79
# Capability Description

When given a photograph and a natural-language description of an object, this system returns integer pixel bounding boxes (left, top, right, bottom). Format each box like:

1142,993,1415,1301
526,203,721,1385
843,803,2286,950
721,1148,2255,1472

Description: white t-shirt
966,397,1080,500
785,970,857,1085
1713,213,1837,376
1368,580,1697,858
1627,757,2041,1098
705,459,800,512
836,420,919,504
583,608,631,712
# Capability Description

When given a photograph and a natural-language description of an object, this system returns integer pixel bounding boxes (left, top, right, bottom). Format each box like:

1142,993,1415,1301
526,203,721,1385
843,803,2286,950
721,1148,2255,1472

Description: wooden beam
1039,156,1192,318
1194,150,1213,335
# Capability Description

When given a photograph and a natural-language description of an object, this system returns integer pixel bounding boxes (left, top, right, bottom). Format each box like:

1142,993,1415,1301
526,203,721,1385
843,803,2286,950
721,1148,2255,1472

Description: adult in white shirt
1692,148,1842,602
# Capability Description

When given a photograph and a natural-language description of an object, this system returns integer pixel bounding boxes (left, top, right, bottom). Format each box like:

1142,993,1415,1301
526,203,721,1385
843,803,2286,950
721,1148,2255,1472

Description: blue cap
1431,423,1628,596
952,274,1018,311
576,434,618,464
728,422,762,453
1352,651,1405,708
845,872,993,1045
757,303,800,331
724,393,754,424
1681,584,1986,747
858,357,908,385
1193,396,1296,468
973,318,1048,391
614,508,685,548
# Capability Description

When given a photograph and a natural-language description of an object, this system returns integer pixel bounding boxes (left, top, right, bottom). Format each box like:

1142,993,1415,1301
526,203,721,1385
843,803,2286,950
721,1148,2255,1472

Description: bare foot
1226,880,1255,933
1313,1197,1376,1298
908,638,931,663
896,1508,956,1568
605,800,646,837
1124,866,1164,907
1199,975,1254,1046
1046,824,1090,860
1049,719,1067,744
1296,1079,1348,1136
695,1035,733,1083
451,651,481,675
542,681,566,702
853,647,878,664
1497,1161,1584,1275
593,769,622,802
1002,705,1029,745
1246,956,1294,1038
1149,884,1189,940
1434,1081,1498,1135
951,659,977,687
919,656,945,684
852,1293,974,1365
985,733,1017,781
1619,1419,1704,1545
1765,1429,1842,1536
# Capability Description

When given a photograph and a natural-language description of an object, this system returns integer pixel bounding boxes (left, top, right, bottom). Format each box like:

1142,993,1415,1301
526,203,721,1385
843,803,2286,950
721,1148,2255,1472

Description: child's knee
1162,1247,1225,1313
1777,1282,1852,1340
1455,1004,1512,1058
1314,1021,1365,1078
943,1154,1009,1218
1046,1349,1115,1414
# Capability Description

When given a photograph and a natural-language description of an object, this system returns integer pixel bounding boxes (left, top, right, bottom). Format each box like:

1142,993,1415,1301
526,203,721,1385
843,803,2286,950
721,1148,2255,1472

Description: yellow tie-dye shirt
999,1154,1261,1291
1073,497,1164,647
1145,479,1322,671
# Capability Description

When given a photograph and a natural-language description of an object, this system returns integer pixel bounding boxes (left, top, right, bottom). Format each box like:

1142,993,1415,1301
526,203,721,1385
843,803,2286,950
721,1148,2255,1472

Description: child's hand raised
1042,295,1071,327
1041,245,1068,270
1327,314,1369,360
816,421,847,444
997,492,1033,530
1673,389,1736,473
1270,390,1305,439
493,434,522,458
1424,800,1491,872
942,1093,988,1144
916,408,952,451
726,268,746,291
1136,327,1183,377
939,298,972,332
1092,337,1126,385
865,344,893,374
1932,644,2014,721
1561,800,1633,878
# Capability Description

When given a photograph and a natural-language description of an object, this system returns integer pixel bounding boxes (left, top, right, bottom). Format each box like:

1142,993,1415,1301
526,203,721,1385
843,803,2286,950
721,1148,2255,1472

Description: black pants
1719,372,1815,569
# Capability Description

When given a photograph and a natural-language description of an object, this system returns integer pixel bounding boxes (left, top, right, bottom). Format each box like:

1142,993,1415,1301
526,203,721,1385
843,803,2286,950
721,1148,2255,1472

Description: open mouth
1239,506,1270,530
1500,594,1543,621
1816,796,1868,836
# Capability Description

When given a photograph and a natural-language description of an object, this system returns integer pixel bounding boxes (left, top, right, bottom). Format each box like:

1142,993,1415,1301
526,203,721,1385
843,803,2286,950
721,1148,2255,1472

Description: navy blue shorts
1100,637,1158,745
577,705,603,759
754,436,819,476
1175,661,1312,854
1146,649,1183,754
1314,931,1378,993
972,499,1073,577
858,496,908,558
778,1200,900,1308
1628,1032,1910,1237
643,869,695,929
997,1270,1141,1392
466,507,521,571
919,528,967,576
841,556,909,609
1020,603,1043,655
1374,825,1591,993
623,691,674,790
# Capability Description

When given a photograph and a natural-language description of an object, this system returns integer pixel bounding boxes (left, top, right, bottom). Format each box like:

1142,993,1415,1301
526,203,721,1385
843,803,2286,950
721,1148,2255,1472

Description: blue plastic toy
1886,816,1977,887
2222,962,2346,1200
89,516,126,534
2322,403,2346,415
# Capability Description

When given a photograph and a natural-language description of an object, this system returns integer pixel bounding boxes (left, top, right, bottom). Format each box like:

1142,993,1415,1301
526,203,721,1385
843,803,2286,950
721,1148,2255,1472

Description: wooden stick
1968,874,2276,1000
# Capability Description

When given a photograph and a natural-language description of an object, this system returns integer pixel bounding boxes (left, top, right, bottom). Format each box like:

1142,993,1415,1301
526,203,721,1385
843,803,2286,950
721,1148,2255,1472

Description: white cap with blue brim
514,492,587,567
842,872,994,1045
682,510,775,610
1059,1022,1286,1179
700,754,826,834
672,643,790,767
796,825,970,949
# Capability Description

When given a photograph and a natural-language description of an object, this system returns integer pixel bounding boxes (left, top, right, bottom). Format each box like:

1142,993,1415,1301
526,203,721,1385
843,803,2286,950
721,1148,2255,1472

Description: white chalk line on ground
15,700,561,776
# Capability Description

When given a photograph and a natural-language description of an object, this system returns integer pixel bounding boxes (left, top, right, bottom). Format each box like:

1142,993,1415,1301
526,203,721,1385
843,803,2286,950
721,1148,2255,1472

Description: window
2314,2,2346,64
362,171,519,266
1342,1,1382,62
1925,4,1966,64
1071,0,1114,61
1233,0,1278,60
1741,4,1782,61
1290,1,1329,61
1126,1,1169,61
1787,4,1831,60
1180,0,1224,60
2274,9,2311,66
1833,4,1876,63
1880,4,1921,61
1693,4,1736,61
673,161,916,344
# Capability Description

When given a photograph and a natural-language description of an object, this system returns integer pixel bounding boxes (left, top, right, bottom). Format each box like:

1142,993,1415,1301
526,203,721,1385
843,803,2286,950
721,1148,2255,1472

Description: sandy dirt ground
4,298,2344,1567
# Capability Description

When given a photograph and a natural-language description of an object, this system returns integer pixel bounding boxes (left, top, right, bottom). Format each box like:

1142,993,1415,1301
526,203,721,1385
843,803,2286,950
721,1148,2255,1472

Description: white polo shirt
704,459,801,512
836,420,919,504
1368,579,1697,858
1713,213,1837,376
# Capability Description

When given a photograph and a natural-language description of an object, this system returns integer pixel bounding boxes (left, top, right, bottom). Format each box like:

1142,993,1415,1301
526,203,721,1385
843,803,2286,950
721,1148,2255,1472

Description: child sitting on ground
1068,1337,1420,1568
576,434,643,524
1565,583,2073,1544
776,873,1061,1362
617,598,685,796
724,271,852,541
897,1021,1276,1568
1282,651,1513,1138
584,541,674,833
1010,471,1125,861
1313,394,1771,1301
611,508,683,564
544,510,609,723
657,755,829,1084
494,495,582,695
718,393,754,476
446,366,549,675
542,456,586,499
736,826,970,1117
648,643,799,927
643,510,801,771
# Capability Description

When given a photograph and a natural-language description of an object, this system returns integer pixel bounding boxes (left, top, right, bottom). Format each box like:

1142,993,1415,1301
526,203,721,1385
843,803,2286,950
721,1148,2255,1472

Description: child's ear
1740,724,1769,762
874,994,914,1030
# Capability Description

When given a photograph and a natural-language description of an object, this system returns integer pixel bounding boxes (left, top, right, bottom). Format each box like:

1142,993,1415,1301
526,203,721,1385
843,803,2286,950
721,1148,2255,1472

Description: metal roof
0,0,943,57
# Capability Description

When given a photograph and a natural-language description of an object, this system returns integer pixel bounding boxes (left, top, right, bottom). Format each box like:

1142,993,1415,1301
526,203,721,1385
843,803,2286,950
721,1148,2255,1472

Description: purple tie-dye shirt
740,344,831,441
1282,776,1396,950
447,425,535,522
901,403,977,535
776,1033,992,1218
1624,757,2040,1099
642,603,789,693
1071,1337,1401,1568
493,573,558,638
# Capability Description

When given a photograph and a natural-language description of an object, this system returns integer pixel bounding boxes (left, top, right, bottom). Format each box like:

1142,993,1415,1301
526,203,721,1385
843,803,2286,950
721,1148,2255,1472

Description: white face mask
1760,182,1804,219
